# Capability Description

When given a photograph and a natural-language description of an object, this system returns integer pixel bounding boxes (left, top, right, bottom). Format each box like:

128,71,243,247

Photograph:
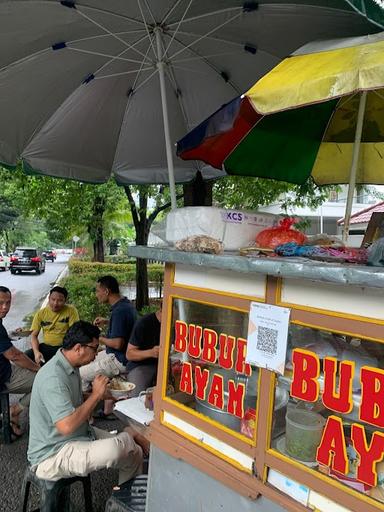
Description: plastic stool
20,465,93,512
0,389,11,444
104,474,147,512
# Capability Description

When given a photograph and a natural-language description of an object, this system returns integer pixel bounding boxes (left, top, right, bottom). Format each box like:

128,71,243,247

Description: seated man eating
28,321,148,484
80,276,137,417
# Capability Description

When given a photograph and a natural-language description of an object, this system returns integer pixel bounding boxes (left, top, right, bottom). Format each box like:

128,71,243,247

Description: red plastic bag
256,218,306,249
240,408,256,439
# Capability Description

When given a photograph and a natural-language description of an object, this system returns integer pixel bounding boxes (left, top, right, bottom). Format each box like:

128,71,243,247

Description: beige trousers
6,364,36,408
35,427,143,485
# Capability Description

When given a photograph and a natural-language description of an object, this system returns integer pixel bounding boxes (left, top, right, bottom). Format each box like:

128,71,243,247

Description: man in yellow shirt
25,286,79,365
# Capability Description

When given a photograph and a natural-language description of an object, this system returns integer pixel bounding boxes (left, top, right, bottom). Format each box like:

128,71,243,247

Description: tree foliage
213,176,335,212
1,168,131,261
1,166,337,309
0,195,18,229
0,190,20,251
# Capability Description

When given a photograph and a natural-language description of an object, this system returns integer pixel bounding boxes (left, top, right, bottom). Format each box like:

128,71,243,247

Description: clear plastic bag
367,237,384,267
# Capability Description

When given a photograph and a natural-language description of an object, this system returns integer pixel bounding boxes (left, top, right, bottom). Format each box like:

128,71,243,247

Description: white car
0,250,10,271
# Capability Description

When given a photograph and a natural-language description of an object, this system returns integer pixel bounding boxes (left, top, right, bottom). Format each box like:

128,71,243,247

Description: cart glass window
270,324,384,504
166,298,260,440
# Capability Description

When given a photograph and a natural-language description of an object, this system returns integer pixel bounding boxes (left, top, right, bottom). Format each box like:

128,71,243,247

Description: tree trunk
123,186,150,310
135,211,150,311
123,185,182,311
93,236,104,262
4,231,10,254
90,196,105,262
135,258,148,311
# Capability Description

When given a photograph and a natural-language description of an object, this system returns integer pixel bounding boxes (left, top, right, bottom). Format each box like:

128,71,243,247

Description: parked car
0,250,10,271
42,249,56,262
10,247,46,274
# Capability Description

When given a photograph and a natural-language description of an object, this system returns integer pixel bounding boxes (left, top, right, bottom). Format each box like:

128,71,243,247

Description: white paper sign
246,302,290,375
114,397,154,426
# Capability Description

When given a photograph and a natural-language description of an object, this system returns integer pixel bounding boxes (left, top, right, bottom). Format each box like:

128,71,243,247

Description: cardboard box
165,207,278,251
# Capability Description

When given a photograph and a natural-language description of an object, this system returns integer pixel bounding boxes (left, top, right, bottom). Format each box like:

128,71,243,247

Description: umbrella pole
342,90,367,244
155,28,177,210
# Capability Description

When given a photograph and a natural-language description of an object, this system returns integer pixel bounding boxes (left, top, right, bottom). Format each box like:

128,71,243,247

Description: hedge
68,259,164,283
68,259,134,274
60,275,108,323
61,259,164,322
104,255,136,264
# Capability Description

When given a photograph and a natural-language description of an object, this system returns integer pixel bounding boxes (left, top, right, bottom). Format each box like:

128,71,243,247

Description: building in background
259,185,380,237
338,201,384,246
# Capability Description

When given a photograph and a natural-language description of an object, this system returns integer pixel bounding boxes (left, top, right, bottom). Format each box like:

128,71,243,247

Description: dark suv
42,249,56,262
10,247,46,274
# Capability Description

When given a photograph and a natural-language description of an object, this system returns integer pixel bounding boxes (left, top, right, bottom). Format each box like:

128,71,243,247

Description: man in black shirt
80,276,137,390
0,286,39,436
80,276,137,417
126,307,161,397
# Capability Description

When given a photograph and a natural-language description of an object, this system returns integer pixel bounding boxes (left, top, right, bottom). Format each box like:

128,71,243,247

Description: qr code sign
256,326,278,356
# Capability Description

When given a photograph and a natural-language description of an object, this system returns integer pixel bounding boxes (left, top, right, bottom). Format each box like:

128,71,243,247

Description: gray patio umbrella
0,1,381,209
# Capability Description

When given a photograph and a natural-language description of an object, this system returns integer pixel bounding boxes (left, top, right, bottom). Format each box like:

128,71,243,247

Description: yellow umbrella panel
245,33,384,186
313,92,384,185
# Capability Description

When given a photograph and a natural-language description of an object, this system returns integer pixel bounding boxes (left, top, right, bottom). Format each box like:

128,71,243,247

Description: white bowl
108,379,136,399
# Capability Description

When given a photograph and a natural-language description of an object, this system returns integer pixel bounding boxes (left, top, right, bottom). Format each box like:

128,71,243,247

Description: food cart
129,245,384,512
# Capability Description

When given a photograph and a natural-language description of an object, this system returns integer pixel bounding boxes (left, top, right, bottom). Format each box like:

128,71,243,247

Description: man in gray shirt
28,321,147,484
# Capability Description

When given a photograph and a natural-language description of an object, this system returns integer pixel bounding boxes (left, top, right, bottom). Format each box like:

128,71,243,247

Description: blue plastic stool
0,389,11,444
20,464,93,512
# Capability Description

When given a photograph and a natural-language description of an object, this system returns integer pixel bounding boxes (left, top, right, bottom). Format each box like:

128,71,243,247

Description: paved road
0,254,69,340
0,253,124,511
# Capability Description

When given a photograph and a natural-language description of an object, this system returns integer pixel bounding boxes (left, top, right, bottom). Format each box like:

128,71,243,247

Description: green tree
4,169,130,261
123,184,183,310
0,171,59,251
1,167,336,311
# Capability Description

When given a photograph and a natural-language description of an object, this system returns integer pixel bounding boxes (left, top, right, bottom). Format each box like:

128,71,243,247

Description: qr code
256,326,278,356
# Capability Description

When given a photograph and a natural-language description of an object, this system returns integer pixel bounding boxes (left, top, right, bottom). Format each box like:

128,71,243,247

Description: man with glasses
28,321,148,484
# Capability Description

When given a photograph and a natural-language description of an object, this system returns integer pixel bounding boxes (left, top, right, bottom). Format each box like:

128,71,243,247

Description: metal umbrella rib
0,0,382,202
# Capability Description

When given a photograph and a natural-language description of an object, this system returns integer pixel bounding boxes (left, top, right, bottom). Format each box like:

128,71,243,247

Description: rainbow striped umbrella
177,32,384,186
177,32,384,238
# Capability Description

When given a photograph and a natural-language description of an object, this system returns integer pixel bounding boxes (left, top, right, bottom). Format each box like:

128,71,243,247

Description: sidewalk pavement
1,264,124,511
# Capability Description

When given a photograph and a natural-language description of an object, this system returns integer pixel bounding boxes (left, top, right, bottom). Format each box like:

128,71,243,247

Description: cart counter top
128,245,384,289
